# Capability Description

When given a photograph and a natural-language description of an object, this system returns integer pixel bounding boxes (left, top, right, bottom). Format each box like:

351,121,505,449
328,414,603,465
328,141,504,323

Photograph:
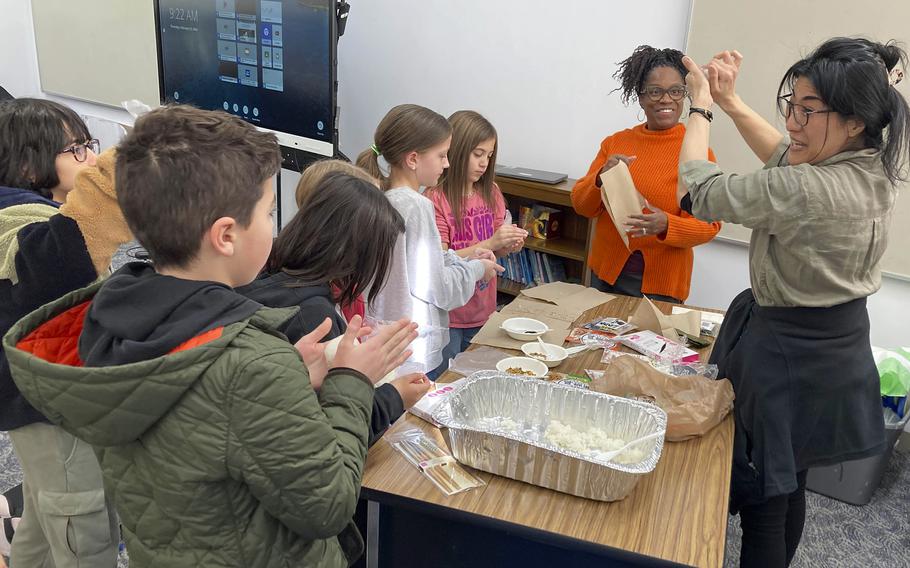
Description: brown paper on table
470,311,571,351
553,287,615,313
501,296,582,323
590,356,734,441
628,295,700,340
599,161,646,249
519,282,587,304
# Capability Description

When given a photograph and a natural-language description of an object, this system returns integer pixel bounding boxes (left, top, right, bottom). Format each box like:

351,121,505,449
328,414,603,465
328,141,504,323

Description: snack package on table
582,317,636,335
616,330,700,364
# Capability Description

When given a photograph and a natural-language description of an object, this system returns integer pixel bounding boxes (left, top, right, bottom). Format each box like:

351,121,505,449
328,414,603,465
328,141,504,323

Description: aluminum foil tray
431,371,667,501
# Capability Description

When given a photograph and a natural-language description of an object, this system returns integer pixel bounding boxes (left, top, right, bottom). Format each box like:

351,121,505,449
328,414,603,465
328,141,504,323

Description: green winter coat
3,280,374,567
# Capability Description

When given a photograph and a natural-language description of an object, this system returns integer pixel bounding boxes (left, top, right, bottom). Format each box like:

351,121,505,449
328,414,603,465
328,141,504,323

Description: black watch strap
689,107,714,122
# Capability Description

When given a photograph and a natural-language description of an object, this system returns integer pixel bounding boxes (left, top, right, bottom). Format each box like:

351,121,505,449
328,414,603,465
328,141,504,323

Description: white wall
690,240,910,347
2,0,908,348
336,0,691,177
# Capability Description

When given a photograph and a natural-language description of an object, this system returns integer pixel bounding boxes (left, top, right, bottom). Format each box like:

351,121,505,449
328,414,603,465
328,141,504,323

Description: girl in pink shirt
428,111,527,365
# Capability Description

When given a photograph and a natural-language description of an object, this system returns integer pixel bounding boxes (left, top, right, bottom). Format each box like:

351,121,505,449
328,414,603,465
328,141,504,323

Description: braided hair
612,45,687,105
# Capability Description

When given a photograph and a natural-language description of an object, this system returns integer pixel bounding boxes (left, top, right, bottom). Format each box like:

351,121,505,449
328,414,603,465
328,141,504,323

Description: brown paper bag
628,295,700,340
589,355,734,441
599,161,646,249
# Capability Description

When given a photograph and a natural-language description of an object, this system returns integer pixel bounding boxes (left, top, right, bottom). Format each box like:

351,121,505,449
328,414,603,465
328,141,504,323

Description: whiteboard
687,0,910,280
336,0,692,180
31,0,160,108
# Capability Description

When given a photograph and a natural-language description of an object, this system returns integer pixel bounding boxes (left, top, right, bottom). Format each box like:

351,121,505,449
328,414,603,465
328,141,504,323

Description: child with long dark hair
239,170,431,442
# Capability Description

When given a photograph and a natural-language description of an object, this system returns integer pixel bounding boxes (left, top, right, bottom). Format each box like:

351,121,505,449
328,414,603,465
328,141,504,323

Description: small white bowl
496,356,549,378
500,317,549,341
520,342,568,368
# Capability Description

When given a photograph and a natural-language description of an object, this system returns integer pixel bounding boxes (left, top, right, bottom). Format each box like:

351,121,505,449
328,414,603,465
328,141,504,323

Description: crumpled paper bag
629,295,700,340
590,355,734,441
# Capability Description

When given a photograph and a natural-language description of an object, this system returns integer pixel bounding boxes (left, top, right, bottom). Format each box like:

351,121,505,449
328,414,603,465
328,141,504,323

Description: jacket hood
237,271,335,310
0,186,58,209
0,202,60,283
79,263,262,366
2,264,298,446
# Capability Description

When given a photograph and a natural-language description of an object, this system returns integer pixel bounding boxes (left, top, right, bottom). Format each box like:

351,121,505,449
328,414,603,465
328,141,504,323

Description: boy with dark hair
4,105,417,567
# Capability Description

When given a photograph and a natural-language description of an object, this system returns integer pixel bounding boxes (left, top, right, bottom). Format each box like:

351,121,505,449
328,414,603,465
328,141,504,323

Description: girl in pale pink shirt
428,111,527,365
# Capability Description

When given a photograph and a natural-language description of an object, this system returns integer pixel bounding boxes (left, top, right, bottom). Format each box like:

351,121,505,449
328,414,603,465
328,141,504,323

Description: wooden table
359,295,733,568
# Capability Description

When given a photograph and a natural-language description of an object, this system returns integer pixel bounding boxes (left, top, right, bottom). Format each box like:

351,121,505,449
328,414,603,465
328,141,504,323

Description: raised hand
681,55,713,109
707,50,743,110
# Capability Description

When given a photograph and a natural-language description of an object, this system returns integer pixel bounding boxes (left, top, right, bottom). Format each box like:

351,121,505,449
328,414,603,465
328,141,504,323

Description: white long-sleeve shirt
367,187,484,371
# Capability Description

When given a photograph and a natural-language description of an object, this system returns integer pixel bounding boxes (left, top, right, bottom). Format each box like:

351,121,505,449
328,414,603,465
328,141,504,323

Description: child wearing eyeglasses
0,98,131,567
570,45,722,304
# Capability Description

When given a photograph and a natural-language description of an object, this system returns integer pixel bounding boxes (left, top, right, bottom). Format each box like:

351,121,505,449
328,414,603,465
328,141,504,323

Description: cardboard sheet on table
470,311,571,350
599,161,646,249
517,282,615,316
501,296,581,323
553,287,615,314
628,296,700,339
519,282,587,304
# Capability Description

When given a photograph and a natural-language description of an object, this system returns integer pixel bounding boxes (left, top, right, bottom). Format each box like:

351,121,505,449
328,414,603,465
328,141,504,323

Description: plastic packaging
386,429,486,496
446,346,511,377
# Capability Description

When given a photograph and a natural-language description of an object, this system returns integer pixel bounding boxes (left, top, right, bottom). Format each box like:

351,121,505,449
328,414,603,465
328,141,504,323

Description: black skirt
710,289,886,511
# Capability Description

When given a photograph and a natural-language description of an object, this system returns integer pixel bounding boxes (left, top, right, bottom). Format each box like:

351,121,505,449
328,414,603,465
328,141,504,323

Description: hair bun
873,41,906,72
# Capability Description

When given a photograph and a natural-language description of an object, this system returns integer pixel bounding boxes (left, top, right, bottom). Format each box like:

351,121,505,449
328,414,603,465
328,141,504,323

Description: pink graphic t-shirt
429,184,506,328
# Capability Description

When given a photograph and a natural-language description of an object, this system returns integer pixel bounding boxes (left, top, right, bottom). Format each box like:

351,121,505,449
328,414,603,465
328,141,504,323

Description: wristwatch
689,107,714,122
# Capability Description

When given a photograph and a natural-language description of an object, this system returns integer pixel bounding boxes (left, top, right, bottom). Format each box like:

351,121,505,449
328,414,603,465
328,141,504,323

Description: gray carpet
2,430,908,567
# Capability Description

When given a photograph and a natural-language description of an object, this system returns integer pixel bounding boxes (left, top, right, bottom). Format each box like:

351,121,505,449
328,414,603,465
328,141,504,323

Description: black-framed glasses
59,139,100,163
778,95,835,127
640,86,688,102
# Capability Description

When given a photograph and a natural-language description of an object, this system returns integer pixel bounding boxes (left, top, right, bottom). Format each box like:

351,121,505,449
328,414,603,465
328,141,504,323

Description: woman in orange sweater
572,45,721,303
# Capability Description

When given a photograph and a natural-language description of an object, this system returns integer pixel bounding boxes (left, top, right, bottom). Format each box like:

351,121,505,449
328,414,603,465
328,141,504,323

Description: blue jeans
428,326,481,380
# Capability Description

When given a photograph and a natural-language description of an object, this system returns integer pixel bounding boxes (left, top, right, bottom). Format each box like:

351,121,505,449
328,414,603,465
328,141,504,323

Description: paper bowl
521,342,568,368
496,356,549,379
500,317,548,340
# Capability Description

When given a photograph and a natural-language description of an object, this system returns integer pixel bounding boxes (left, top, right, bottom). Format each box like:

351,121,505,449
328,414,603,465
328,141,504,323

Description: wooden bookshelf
495,175,594,286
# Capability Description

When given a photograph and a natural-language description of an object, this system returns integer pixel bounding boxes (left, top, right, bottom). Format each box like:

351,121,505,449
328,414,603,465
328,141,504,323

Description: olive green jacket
3,280,374,567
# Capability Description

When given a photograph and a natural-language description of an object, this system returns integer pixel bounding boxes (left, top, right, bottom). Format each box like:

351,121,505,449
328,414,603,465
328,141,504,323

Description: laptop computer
495,164,568,185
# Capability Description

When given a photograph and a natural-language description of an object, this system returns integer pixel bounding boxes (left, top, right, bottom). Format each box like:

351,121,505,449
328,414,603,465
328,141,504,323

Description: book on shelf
498,249,567,287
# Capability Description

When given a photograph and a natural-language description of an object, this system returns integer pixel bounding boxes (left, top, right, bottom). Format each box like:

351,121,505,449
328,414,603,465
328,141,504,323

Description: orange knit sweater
571,123,720,301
